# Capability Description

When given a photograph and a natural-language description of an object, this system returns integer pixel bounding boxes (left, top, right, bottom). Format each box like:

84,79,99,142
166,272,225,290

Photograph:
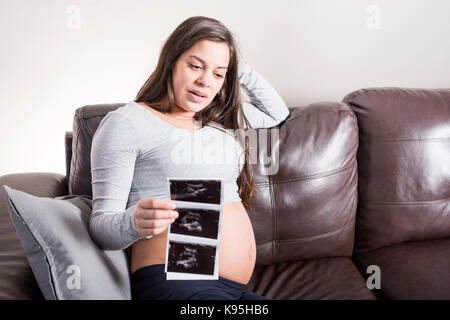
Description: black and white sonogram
167,241,216,275
169,179,221,205
170,207,220,239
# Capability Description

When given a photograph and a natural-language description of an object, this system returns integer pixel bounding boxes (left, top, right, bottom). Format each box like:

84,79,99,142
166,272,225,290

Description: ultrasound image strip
165,178,223,280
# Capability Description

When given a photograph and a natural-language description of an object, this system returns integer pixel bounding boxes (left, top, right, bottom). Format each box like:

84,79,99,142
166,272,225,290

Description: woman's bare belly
130,201,256,285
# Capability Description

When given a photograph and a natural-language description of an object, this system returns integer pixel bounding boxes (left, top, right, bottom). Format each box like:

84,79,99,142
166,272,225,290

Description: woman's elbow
88,215,108,250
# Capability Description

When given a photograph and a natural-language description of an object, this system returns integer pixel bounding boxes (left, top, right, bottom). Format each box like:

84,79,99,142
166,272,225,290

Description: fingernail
172,203,176,209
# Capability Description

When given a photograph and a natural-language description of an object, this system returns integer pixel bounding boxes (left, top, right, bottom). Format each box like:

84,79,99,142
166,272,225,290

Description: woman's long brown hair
135,16,259,210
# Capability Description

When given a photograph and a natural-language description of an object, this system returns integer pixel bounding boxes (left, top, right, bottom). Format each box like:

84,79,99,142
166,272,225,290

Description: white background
1,0,449,177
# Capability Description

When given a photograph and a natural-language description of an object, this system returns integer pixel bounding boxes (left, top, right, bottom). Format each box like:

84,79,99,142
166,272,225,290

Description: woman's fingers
137,208,178,220
138,198,176,210
134,198,178,237
140,218,175,230
151,225,169,236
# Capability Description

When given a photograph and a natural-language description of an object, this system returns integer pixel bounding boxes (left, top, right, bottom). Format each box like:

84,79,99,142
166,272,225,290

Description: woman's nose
196,72,213,87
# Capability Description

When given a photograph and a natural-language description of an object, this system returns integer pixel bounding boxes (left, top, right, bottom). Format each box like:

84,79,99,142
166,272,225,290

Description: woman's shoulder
116,100,143,117
107,100,161,130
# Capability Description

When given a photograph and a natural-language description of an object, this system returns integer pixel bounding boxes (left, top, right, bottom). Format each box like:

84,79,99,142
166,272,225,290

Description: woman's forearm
237,59,290,129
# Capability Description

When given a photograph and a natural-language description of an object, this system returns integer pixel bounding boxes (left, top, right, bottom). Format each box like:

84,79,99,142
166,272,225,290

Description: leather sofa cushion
246,256,376,300
353,236,450,299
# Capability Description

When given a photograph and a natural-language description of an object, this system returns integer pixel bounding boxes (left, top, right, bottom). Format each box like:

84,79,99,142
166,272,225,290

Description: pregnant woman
89,16,289,300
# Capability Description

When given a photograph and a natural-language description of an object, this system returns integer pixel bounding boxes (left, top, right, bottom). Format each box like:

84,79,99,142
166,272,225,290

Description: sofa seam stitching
275,217,356,245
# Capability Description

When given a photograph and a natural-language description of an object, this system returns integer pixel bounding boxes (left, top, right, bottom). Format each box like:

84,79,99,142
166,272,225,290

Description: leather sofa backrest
247,103,359,265
343,88,450,254
68,103,124,196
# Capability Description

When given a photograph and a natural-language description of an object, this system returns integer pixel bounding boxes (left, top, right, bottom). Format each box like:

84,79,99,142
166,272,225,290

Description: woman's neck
161,96,195,119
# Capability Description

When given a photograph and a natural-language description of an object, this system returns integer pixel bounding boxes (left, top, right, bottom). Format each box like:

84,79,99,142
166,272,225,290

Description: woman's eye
189,63,223,78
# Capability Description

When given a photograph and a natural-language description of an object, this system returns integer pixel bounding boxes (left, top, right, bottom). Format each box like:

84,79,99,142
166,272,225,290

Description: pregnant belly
130,201,256,285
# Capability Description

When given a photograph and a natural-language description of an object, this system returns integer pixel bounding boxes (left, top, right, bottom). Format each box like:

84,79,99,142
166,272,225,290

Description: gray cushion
2,185,131,300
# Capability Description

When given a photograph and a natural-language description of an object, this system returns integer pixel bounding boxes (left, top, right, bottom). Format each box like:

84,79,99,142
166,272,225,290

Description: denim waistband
131,264,246,290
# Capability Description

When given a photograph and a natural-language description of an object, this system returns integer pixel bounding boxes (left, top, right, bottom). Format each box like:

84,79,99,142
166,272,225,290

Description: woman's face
170,40,230,114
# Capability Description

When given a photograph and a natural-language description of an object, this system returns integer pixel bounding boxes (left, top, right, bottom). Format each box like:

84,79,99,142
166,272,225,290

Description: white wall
1,0,449,177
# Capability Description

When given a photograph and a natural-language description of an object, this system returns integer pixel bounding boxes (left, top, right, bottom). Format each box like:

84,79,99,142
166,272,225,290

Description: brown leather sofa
1,87,449,300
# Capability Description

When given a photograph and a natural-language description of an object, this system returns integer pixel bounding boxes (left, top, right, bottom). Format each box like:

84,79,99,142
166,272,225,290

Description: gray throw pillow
2,185,131,300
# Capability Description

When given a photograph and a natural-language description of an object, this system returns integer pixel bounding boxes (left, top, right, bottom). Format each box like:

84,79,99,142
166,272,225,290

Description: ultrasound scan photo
170,207,220,239
167,241,216,276
169,179,221,205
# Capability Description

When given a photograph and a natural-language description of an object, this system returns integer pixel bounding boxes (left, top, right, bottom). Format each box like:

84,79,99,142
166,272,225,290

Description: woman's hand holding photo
134,198,179,237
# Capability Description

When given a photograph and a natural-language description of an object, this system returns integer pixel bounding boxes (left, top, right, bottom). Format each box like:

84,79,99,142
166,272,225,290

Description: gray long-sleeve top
89,60,289,251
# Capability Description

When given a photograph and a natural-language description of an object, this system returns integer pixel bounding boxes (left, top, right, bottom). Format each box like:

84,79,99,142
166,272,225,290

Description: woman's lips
188,91,206,103
189,90,207,98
